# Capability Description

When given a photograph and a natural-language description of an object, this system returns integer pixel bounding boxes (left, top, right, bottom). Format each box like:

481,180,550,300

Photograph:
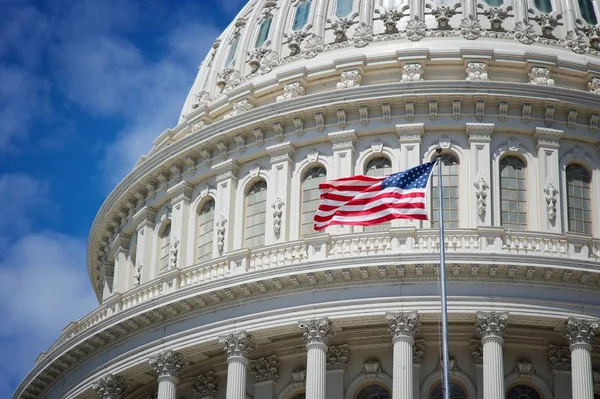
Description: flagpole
435,148,451,399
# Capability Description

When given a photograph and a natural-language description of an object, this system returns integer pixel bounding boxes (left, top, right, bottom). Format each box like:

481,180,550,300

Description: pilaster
212,160,239,254
326,344,349,399
251,355,279,399
92,374,128,399
548,344,571,399
471,339,483,399
467,123,494,227
396,123,424,227
167,182,193,269
190,371,218,399
266,142,296,244
133,206,156,283
328,130,357,234
109,234,130,294
534,127,563,233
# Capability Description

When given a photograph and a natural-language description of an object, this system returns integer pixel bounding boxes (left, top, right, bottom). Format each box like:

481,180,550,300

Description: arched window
365,157,392,232
500,156,527,230
431,153,459,228
578,0,598,24
533,0,553,13
430,382,467,399
356,384,391,399
245,180,268,247
485,0,504,6
506,385,541,399
225,35,239,67
336,0,353,17
293,1,312,31
197,199,215,262
256,17,272,48
290,393,306,399
566,163,592,234
158,222,171,272
302,166,327,236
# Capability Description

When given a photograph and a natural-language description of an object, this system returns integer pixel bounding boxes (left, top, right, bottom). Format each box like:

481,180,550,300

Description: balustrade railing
48,228,600,355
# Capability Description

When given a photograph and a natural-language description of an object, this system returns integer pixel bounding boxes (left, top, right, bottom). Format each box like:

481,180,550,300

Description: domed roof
179,0,600,119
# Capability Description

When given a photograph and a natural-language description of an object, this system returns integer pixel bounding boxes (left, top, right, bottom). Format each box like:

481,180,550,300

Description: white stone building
14,0,600,398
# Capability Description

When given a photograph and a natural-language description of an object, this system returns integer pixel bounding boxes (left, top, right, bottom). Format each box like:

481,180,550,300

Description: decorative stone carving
92,374,128,399
473,174,489,216
565,30,587,54
471,339,483,364
533,14,560,38
460,15,482,40
466,62,488,81
590,114,600,132
352,23,374,47
544,105,555,127
219,331,255,359
192,91,212,109
386,311,420,339
277,81,305,102
476,311,508,339
224,99,254,119
250,355,279,382
483,8,508,30
588,77,600,94
498,101,509,122
406,16,427,41
402,64,423,82
247,48,279,74
315,112,325,132
452,100,461,120
190,371,218,399
299,318,335,346
522,103,532,124
514,20,536,45
271,197,284,238
216,215,227,254
337,69,362,89
216,68,242,93
543,179,558,222
429,100,438,121
377,9,404,33
169,238,179,269
291,365,306,383
431,6,456,29
234,134,246,153
293,117,304,135
359,105,369,125
567,109,578,129
582,24,600,50
515,358,535,377
362,357,383,377
548,345,570,371
413,339,425,364
302,34,324,59
329,18,354,42
382,103,392,123
285,31,309,56
565,317,599,347
327,344,349,370
149,350,185,378
133,261,142,286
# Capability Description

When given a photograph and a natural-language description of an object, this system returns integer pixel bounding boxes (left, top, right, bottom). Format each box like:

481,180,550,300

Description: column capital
219,331,255,360
167,181,194,203
413,339,426,364
386,311,420,341
470,339,483,365
534,127,563,149
266,141,296,164
190,371,218,399
328,130,357,150
133,206,157,227
212,159,240,182
149,349,185,379
476,311,508,340
396,123,424,143
327,344,349,371
250,355,280,383
548,344,571,371
565,317,599,349
92,374,128,399
466,123,494,143
298,318,335,346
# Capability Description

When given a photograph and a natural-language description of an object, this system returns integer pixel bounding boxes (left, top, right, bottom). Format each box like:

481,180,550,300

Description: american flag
314,161,438,231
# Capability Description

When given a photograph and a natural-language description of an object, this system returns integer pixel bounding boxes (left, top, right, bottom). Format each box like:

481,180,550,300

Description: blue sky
0,0,244,396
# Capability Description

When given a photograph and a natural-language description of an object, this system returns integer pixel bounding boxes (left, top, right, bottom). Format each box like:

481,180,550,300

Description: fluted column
149,350,185,399
299,318,335,399
565,318,599,399
220,331,255,399
386,312,419,399
476,312,508,399
92,374,128,399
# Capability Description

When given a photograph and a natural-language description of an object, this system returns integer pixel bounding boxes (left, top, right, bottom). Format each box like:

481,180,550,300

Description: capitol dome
15,0,600,398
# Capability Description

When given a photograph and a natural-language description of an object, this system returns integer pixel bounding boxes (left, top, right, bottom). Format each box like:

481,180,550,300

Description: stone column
386,312,419,399
548,344,572,399
534,127,563,233
266,142,296,245
326,344,349,399
476,311,508,399
149,350,185,399
212,160,239,253
299,318,335,399
167,181,193,269
466,123,493,227
396,124,424,227
133,206,157,283
92,374,128,399
109,235,130,294
219,331,255,399
251,355,280,399
565,317,599,399
190,371,218,399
